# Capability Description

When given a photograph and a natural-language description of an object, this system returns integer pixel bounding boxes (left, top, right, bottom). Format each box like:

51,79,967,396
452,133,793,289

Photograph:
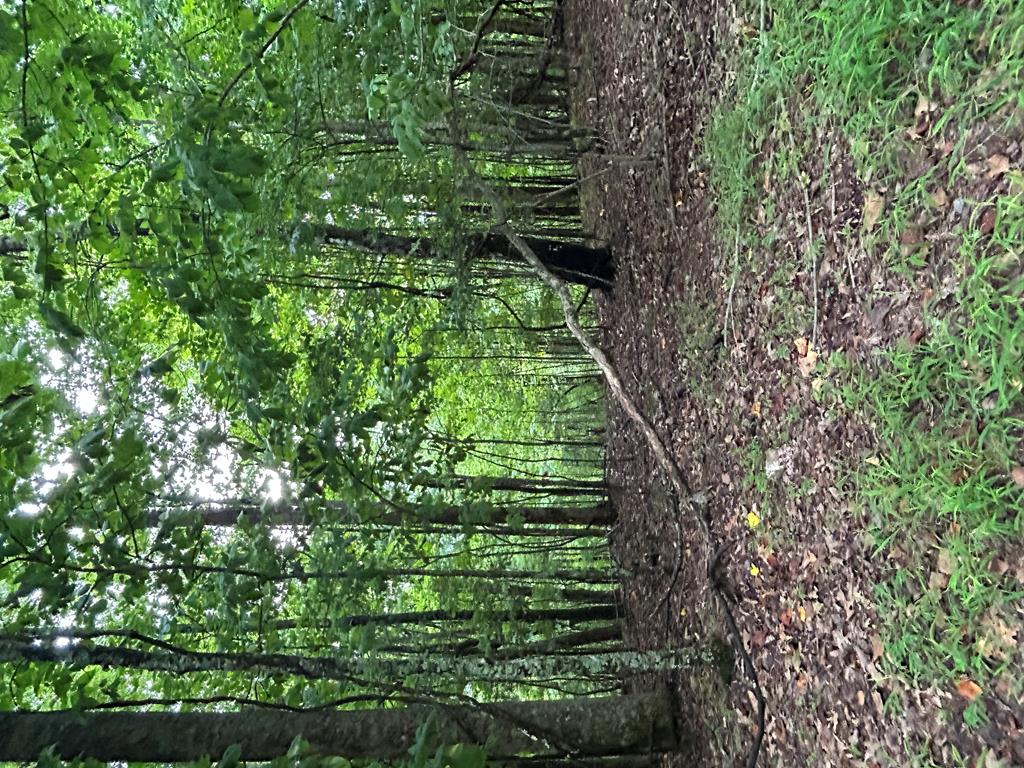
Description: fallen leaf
746,510,762,529
929,570,950,590
870,634,884,661
990,558,1009,576
936,548,954,575
751,399,762,417
980,207,996,234
863,190,885,231
750,564,761,577
800,551,818,569
865,455,882,466
955,678,983,701
797,605,807,622
914,93,934,117
797,348,818,378
1010,466,1024,487
986,153,1010,179
811,377,825,396
794,337,809,356
779,609,793,627
930,188,948,209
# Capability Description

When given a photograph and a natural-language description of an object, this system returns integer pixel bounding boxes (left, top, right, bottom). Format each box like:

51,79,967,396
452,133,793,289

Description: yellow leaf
797,605,807,621
865,455,881,466
750,564,761,576
746,510,762,529
793,337,809,356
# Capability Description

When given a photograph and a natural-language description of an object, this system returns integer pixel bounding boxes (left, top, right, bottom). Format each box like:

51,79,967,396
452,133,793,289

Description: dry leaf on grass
985,153,1010,179
863,190,885,231
936,548,954,575
955,678,983,701
870,634,884,661
1011,466,1024,487
797,349,818,378
793,337,817,377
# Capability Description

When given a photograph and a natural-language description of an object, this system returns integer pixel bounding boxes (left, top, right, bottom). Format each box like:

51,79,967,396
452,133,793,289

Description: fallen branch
443,48,764,765
500,228,765,768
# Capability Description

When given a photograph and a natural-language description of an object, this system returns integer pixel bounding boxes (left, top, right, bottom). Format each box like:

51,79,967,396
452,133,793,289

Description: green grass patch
705,0,1024,701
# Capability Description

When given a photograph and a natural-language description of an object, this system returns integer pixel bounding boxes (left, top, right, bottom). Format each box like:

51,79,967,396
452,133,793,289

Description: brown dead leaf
779,609,793,627
751,399,762,417
794,337,809,356
929,570,950,590
955,678,983,701
863,190,885,231
798,350,818,378
979,614,1018,660
980,207,996,234
936,549,954,574
870,634,884,661
1010,466,1024,487
990,558,1009,576
930,188,948,209
986,153,1010,179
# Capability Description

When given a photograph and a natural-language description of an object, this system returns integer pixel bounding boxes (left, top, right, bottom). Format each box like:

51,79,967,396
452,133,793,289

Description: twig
803,184,818,350
449,0,506,82
723,221,740,346
216,0,311,109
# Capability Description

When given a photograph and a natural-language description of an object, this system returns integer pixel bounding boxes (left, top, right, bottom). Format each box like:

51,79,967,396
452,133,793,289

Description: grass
704,0,1024,719
860,232,1024,687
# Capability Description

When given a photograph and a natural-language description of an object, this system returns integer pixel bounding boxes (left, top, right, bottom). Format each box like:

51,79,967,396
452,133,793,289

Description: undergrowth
704,0,1024,712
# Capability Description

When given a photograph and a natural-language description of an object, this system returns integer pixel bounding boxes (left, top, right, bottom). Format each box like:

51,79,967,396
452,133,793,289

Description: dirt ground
563,0,1024,765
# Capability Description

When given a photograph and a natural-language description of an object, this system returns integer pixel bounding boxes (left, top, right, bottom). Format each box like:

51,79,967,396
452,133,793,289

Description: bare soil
563,0,1024,765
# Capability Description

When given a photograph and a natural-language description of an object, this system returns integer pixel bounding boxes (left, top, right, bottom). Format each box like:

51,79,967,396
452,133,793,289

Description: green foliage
0,2,624,756
706,0,1024,703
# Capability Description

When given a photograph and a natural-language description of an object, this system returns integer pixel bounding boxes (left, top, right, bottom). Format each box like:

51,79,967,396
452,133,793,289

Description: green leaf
150,158,180,183
216,744,242,768
38,302,85,339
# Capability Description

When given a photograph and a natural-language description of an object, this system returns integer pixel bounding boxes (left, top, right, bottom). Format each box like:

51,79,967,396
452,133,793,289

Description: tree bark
147,499,614,528
29,606,619,638
0,638,702,688
0,691,679,761
320,226,613,289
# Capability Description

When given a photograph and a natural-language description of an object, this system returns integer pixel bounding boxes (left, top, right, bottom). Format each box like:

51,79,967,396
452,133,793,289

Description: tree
0,692,679,762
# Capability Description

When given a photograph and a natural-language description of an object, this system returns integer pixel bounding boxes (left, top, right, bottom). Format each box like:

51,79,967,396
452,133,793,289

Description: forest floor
564,0,1024,766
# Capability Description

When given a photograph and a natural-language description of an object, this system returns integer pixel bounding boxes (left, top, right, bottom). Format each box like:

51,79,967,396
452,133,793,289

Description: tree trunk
320,226,613,289
147,499,614,528
0,692,679,761
0,638,704,687
30,605,619,638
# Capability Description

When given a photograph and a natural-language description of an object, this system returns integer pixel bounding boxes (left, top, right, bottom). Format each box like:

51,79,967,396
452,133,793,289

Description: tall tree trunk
0,638,704,687
147,499,614,528
0,692,679,761
28,606,619,638
320,226,613,289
